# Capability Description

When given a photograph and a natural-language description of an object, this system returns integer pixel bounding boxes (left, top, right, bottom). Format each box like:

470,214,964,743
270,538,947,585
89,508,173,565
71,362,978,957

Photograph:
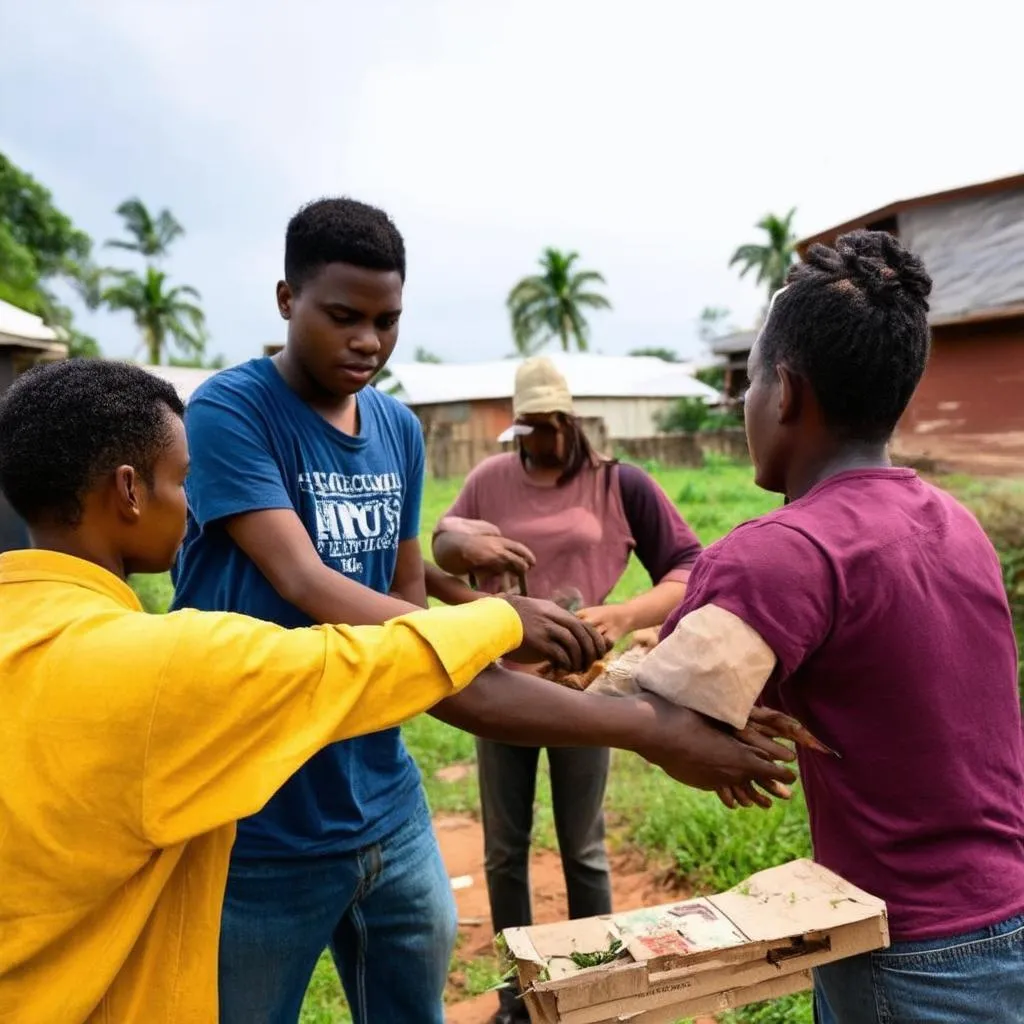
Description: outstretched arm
432,663,797,793
424,562,483,605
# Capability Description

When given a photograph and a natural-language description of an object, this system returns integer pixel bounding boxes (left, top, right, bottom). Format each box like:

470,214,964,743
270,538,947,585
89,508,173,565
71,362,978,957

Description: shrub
129,573,174,614
718,993,814,1024
942,479,1024,704
657,397,710,434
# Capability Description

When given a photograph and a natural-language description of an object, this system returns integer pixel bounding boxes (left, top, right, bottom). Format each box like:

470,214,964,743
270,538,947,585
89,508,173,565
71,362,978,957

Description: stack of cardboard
499,859,888,1023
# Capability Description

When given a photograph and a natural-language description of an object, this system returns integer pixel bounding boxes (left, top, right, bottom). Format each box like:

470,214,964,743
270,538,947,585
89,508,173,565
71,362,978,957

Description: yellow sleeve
142,598,522,846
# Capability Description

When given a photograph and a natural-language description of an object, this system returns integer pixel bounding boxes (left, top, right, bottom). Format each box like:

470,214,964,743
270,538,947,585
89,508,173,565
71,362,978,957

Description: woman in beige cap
432,356,703,1024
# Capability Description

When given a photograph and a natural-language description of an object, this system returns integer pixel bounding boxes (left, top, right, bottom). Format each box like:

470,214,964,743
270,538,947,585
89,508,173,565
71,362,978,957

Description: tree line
0,152,216,366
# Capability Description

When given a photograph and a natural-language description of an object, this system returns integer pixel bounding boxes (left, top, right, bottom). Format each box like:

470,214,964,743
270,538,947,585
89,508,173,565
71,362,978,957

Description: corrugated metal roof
386,352,721,406
797,171,1024,253
0,299,65,351
143,364,220,401
710,330,757,356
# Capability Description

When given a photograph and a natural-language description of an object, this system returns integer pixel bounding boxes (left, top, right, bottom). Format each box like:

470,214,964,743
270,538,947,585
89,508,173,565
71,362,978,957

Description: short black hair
284,197,406,291
758,230,932,442
0,359,184,527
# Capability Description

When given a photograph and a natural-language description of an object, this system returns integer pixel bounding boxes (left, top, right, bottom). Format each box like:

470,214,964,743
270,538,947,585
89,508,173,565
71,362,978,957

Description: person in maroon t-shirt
433,356,704,1024
650,231,1024,1023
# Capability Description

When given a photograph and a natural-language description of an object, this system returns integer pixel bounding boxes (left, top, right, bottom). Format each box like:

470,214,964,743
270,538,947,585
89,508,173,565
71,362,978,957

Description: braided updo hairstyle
758,230,933,442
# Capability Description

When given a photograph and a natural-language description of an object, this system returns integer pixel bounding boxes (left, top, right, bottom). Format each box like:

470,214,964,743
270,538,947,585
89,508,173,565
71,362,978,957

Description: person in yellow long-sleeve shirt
0,359,797,1023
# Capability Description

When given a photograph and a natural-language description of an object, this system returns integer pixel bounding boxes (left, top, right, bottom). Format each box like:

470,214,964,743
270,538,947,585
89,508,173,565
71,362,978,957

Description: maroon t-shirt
444,455,701,605
661,468,1024,941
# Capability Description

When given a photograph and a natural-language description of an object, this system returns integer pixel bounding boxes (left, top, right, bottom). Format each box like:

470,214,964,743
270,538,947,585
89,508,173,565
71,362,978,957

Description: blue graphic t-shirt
171,357,426,858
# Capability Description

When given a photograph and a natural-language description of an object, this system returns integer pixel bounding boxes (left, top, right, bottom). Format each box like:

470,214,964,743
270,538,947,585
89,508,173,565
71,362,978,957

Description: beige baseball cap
513,356,573,417
497,357,574,442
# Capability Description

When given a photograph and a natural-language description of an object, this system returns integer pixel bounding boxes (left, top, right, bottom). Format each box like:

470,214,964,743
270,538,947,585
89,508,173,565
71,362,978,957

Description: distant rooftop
385,352,721,405
144,364,222,402
0,299,66,354
797,170,1024,253
710,330,757,357
139,351,724,406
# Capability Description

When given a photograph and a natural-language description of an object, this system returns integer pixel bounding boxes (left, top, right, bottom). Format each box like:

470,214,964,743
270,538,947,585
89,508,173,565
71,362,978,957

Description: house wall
893,316,1024,470
722,362,749,401
0,348,14,394
573,397,677,439
0,349,28,551
413,399,511,479
413,396,686,477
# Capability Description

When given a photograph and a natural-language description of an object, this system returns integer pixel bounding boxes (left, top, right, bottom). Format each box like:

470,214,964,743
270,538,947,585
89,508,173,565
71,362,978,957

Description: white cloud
3,0,1022,362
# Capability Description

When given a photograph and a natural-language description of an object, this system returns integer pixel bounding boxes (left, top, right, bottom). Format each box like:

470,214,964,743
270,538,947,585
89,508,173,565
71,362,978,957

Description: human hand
435,516,503,538
630,695,798,793
503,595,612,674
629,627,661,651
716,706,836,810
454,533,537,577
577,604,635,645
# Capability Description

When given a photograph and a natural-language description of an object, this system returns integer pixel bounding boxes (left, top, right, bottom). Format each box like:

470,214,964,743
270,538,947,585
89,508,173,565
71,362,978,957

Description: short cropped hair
284,197,406,290
0,359,184,526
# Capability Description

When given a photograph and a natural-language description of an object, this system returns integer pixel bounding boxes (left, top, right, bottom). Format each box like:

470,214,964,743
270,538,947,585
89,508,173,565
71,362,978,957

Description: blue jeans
814,913,1024,1023
218,794,457,1024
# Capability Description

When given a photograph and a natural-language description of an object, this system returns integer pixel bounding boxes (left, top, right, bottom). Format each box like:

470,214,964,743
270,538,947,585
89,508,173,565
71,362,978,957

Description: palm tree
729,209,798,301
101,266,206,365
105,198,184,260
507,248,611,355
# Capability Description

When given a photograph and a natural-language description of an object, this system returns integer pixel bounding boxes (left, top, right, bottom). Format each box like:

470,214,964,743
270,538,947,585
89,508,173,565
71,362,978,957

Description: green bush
941,478,1024,704
700,408,744,432
657,397,711,434
656,397,742,435
718,993,814,1024
129,573,174,614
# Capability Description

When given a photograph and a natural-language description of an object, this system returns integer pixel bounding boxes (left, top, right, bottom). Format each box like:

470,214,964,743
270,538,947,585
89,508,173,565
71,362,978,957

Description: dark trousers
476,739,612,935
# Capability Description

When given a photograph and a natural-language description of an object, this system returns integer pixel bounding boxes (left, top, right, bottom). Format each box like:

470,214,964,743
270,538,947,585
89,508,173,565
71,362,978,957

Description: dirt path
435,814,713,1024
895,432,1024,476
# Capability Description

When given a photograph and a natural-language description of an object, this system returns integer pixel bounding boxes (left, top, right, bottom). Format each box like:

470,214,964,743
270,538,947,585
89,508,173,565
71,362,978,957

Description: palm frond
154,209,185,249
104,238,144,253
508,247,611,354
98,264,208,364
568,269,607,289
108,197,184,259
572,292,612,311
732,210,798,301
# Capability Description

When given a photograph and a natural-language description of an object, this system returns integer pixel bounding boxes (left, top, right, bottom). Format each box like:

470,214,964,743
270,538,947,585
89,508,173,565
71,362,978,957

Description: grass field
128,458,1023,1024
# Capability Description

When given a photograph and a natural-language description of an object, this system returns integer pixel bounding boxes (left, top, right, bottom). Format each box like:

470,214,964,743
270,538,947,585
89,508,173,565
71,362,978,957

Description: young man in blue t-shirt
172,198,799,1024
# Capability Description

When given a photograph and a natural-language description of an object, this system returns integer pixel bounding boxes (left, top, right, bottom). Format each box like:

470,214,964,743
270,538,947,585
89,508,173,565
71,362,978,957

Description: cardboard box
499,859,888,1023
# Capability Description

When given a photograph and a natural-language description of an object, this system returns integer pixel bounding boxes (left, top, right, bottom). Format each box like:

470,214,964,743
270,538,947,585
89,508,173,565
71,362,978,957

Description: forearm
289,564,421,625
432,663,659,749
425,562,483,605
391,539,429,609
226,511,422,626
431,530,477,576
618,577,690,632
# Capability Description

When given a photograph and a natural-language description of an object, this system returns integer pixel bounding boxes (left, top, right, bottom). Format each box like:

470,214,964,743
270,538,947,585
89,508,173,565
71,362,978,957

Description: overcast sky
2,0,1021,366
